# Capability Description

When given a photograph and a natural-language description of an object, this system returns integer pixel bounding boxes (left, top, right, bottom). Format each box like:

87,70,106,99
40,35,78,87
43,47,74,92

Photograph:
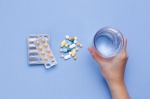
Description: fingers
116,37,128,58
88,47,103,62
88,48,98,59
121,37,128,58
124,37,128,52
120,37,127,53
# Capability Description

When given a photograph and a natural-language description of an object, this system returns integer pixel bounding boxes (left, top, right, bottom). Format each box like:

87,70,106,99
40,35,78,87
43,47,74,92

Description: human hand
89,38,130,99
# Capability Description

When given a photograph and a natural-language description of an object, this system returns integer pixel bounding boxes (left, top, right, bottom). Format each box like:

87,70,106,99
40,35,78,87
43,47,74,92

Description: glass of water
94,27,124,58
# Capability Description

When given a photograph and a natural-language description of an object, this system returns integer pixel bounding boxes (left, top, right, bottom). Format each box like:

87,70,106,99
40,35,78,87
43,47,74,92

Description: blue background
0,0,150,99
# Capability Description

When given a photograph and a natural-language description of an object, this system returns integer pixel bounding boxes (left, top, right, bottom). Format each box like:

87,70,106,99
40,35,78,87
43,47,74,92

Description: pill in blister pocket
44,43,49,48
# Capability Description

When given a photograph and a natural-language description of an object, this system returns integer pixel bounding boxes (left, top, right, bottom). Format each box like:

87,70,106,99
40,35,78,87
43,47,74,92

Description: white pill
74,36,78,40
69,44,76,49
74,40,78,44
64,54,71,60
69,52,72,55
65,35,70,39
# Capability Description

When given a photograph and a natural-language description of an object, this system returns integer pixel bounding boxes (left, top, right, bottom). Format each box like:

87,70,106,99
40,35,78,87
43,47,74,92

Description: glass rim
93,27,125,58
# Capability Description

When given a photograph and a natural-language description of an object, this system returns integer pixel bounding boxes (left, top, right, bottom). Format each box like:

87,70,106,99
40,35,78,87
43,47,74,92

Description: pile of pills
60,35,82,60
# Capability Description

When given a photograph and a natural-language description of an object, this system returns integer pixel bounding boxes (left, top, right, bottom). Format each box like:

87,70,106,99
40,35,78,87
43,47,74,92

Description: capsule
61,40,66,47
69,44,76,49
71,49,76,57
64,54,71,60
65,35,70,39
74,36,78,40
68,37,74,41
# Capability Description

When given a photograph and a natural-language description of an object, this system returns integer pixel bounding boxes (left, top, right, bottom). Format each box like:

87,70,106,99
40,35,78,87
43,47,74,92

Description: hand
88,38,128,83
88,37,130,99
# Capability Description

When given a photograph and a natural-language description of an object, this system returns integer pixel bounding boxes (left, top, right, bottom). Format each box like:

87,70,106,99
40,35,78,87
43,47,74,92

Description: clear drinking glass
94,27,124,58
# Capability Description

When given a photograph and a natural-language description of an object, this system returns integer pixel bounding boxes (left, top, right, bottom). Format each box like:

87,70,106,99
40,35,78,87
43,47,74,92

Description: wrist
107,80,130,99
107,79,126,93
107,79,125,88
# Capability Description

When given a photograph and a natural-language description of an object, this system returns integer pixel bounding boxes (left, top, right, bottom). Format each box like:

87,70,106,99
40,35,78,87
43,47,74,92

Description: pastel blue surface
0,0,150,99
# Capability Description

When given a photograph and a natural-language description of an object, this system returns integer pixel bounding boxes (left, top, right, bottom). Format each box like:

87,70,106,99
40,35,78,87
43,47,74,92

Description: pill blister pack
27,34,57,69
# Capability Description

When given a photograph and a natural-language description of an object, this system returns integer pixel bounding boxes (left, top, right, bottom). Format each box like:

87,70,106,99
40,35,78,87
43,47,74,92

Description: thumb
88,47,103,63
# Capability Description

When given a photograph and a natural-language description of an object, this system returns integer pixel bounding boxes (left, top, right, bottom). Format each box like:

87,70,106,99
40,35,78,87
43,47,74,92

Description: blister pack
27,34,57,69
